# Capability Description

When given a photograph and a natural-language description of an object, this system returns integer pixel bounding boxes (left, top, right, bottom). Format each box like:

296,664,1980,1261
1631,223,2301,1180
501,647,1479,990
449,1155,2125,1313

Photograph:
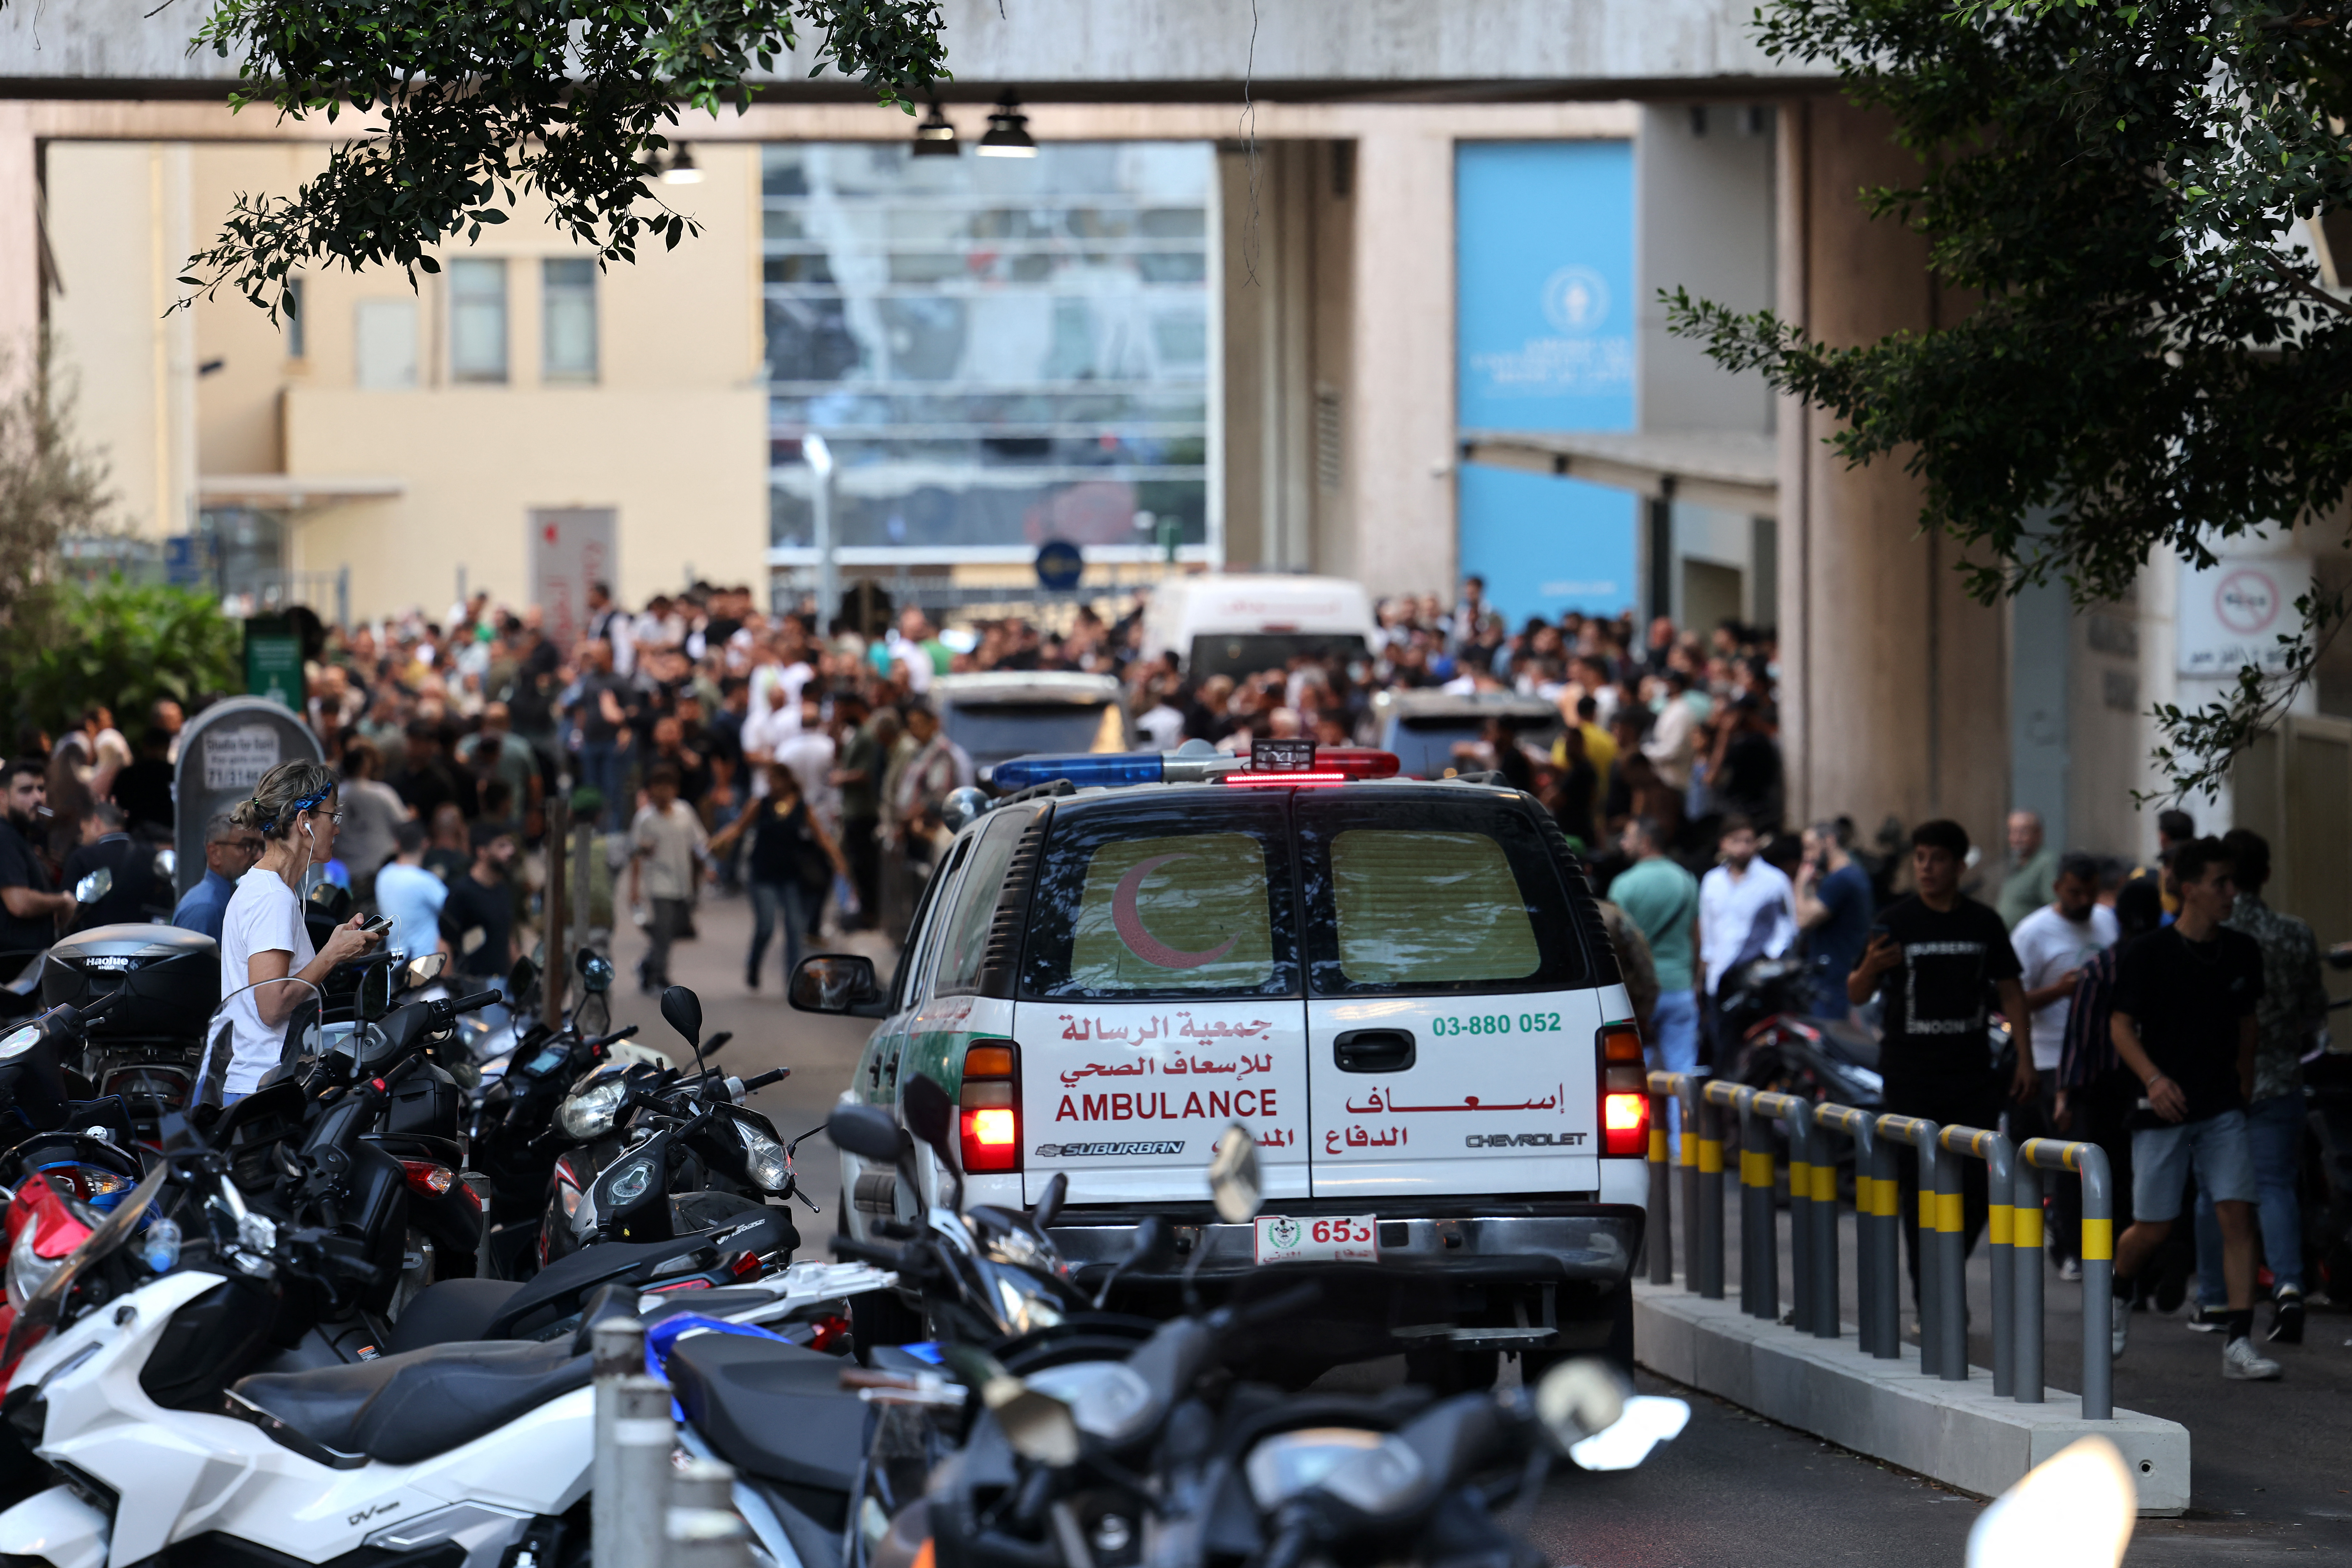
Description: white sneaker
2059,1257,2082,1283
2222,1336,2282,1381
2111,1293,2131,1359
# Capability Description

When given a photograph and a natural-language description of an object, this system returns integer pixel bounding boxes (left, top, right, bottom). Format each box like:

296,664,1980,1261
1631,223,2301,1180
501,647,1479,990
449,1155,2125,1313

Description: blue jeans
2195,1092,2305,1303
749,880,817,987
1647,989,1702,1158
579,740,625,828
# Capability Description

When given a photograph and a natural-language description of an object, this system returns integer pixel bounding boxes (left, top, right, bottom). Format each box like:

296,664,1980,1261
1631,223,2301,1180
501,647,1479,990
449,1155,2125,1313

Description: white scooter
0,1140,889,1567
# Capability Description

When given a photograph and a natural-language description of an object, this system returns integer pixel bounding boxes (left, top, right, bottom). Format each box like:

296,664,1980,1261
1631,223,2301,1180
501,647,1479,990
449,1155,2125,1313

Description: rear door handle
1333,1029,1416,1073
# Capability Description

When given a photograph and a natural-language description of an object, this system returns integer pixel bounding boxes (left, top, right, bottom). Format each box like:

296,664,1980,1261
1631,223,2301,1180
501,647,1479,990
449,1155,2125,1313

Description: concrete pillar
0,105,39,377
1776,96,2007,846
1347,123,1455,598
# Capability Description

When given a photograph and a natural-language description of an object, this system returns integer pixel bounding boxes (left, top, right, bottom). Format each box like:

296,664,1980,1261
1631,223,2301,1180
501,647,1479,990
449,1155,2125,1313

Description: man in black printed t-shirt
2105,836,2280,1381
1850,819,2032,1314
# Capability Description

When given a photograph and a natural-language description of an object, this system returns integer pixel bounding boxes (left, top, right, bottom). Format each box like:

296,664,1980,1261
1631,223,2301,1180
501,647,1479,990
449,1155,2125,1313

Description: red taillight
730,1250,763,1279
1598,1022,1648,1156
1221,771,1350,788
1219,747,1400,786
400,1160,457,1199
959,1041,1020,1174
808,1313,853,1353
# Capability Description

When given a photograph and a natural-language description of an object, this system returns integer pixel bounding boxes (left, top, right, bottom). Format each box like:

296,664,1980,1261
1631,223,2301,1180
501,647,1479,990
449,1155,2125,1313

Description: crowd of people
2,571,2341,1374
1602,789,2343,1384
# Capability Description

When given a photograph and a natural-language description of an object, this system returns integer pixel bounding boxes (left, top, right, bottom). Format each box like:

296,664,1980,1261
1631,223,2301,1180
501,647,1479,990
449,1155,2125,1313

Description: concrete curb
1634,1282,2190,1514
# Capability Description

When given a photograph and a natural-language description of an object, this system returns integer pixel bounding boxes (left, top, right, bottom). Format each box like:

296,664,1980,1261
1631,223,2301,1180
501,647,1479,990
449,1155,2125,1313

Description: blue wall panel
1456,141,1636,620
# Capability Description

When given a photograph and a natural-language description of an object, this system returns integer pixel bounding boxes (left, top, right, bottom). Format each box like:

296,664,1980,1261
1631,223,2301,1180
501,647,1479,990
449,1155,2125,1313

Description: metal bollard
1820,1105,1899,1360
1646,1073,1677,1285
602,1375,674,1567
1758,1092,1813,1331
2019,1137,2114,1419
1875,1116,1945,1376
673,1456,737,1512
1796,1100,1839,1340
1709,1081,1776,1321
667,1507,753,1568
1939,1126,2016,1396
1691,1079,1726,1300
592,1316,649,1560
2013,1156,2046,1404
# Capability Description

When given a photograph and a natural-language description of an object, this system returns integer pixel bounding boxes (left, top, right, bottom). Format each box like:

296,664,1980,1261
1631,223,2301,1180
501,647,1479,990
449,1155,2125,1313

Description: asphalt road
604,896,2342,1565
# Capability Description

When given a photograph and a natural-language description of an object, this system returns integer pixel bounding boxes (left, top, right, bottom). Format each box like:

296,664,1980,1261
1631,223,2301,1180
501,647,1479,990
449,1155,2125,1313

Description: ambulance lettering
1053,1088,1280,1122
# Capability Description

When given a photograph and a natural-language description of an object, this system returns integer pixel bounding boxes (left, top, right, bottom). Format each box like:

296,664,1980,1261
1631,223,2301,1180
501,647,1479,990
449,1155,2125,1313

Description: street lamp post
805,432,835,630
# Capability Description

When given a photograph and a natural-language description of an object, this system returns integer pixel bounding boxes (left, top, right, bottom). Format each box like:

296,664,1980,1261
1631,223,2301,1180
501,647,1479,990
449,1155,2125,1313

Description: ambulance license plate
1252,1214,1379,1265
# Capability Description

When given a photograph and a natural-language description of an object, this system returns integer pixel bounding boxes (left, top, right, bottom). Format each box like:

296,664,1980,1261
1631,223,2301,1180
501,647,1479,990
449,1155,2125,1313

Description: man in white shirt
1697,815,1796,1035
629,764,708,992
2010,853,2120,1075
1642,669,1701,791
773,697,840,832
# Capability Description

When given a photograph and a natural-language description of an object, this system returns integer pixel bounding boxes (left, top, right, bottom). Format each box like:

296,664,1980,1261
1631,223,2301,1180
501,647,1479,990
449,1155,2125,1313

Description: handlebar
446,989,502,1016
740,1067,790,1094
581,1024,640,1051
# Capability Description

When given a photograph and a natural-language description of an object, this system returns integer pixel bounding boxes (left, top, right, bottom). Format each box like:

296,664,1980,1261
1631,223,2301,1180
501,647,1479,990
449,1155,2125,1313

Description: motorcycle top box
40,924,220,1038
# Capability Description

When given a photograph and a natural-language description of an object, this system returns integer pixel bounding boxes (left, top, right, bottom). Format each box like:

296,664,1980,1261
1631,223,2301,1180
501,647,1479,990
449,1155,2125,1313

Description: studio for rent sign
2177,556,2313,679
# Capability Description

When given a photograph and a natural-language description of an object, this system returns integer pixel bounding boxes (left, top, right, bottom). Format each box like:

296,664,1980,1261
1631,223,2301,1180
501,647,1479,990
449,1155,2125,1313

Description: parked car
1139,574,1375,681
790,739,1647,1389
934,671,1133,785
1369,690,1566,779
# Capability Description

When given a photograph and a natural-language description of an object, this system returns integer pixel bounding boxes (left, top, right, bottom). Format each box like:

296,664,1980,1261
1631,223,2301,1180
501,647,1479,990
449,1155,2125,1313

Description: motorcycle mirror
943,1345,1080,1468
828,1103,907,1164
507,955,540,1004
152,848,176,882
1208,1124,1262,1223
1031,1170,1068,1233
405,952,448,988
660,985,703,1048
902,1073,955,1159
72,867,113,905
1090,1214,1169,1309
1534,1358,1629,1449
577,949,614,994
1966,1434,2135,1568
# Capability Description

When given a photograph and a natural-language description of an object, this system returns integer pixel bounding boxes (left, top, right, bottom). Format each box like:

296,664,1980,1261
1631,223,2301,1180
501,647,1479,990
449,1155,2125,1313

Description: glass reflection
763,141,1213,555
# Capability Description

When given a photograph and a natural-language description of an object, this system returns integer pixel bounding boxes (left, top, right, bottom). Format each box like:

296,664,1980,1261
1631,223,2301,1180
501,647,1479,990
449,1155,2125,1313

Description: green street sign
244,620,304,712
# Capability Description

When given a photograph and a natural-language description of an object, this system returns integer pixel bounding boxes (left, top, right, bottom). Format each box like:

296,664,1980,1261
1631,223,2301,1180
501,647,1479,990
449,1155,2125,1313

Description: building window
285,278,306,359
542,258,599,381
354,298,418,389
450,257,509,383
762,141,1214,561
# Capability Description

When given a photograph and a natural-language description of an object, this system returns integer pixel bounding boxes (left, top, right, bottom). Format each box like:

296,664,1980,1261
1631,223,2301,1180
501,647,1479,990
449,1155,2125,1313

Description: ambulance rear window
1020,798,1298,1000
1297,796,1585,996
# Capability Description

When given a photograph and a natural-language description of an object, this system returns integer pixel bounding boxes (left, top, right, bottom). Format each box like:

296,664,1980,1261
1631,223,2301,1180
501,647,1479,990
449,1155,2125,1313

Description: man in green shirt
1611,816,1701,1151
1996,808,2060,930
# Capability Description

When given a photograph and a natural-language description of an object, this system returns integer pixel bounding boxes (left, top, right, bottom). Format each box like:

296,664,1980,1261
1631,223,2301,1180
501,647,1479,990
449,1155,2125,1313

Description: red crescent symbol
1110,852,1239,970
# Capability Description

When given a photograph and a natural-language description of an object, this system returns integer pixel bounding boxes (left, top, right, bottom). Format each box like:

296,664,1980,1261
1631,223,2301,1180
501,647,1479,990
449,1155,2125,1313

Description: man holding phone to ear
1850,819,2033,1317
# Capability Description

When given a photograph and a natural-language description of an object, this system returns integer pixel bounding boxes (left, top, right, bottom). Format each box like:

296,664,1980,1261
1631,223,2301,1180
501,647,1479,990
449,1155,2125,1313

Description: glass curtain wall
763,141,1216,562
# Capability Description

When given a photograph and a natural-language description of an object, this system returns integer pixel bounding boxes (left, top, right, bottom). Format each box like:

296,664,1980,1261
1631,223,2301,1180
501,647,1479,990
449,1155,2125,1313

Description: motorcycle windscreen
1014,796,1308,1205
1296,794,1603,1198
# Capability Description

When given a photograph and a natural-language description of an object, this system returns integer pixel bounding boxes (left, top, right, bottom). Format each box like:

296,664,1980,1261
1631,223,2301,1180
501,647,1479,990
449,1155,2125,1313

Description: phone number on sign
1429,1013,1561,1037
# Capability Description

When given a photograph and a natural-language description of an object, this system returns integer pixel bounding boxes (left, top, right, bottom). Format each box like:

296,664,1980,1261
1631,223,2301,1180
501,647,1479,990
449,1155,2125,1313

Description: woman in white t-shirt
213,759,379,1099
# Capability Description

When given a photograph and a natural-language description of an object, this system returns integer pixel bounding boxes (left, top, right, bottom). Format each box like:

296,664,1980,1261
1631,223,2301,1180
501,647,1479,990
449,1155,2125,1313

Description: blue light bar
991,751,1167,792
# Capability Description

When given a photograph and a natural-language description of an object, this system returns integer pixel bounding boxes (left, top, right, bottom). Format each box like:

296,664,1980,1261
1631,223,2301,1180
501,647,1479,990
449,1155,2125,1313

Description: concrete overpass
0,0,2243,871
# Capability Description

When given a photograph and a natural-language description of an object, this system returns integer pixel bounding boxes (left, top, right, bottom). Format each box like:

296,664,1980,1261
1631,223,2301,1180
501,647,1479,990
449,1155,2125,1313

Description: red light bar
1313,749,1400,778
1223,771,1350,787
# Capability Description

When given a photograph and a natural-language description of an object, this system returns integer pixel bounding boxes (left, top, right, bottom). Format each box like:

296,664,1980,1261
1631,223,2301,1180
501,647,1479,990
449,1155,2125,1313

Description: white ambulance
791,742,1647,1386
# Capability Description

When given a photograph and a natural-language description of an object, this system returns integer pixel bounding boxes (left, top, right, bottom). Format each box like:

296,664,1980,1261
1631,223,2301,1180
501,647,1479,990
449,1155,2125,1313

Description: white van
1140,575,1376,681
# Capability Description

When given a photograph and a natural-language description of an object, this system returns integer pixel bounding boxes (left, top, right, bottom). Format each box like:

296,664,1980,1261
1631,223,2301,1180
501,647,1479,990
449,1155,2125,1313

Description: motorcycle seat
1815,1018,1882,1069
664,1333,869,1496
483,1208,792,1340
231,1338,589,1466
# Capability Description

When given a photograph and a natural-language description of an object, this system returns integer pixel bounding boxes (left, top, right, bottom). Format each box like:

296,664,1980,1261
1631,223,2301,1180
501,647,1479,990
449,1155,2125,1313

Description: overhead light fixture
661,145,704,185
977,93,1036,159
911,100,959,157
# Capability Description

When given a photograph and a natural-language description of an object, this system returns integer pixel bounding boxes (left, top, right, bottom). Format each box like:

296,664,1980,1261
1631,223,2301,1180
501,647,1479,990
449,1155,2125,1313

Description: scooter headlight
735,1118,791,1192
7,1222,69,1312
558,1077,629,1140
0,1026,41,1062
